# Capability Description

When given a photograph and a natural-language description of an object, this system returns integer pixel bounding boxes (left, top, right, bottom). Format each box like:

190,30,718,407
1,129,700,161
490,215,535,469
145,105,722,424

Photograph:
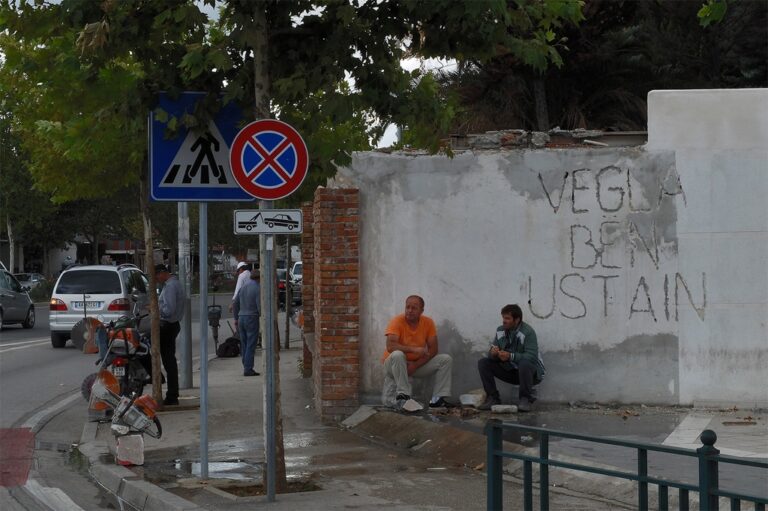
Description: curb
78,422,203,511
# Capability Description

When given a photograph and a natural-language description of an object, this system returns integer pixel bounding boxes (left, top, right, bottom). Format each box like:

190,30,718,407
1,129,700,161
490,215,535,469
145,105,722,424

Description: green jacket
489,321,546,380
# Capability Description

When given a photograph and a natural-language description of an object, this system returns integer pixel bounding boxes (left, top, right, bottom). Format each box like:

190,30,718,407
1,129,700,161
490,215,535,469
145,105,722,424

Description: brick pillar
300,202,314,377
312,188,360,421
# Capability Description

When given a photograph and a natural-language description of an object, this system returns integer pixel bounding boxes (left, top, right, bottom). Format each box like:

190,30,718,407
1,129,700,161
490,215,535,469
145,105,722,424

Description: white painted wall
331,89,767,406
648,89,768,407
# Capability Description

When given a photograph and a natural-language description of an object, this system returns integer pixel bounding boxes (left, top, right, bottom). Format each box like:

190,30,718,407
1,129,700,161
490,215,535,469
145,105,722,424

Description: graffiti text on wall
528,166,706,322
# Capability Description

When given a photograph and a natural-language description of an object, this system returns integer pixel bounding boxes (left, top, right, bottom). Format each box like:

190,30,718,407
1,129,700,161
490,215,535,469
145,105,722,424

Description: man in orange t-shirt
381,295,454,409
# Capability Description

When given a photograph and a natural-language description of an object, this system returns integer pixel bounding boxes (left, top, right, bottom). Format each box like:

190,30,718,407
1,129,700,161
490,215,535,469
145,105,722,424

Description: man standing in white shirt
229,262,250,311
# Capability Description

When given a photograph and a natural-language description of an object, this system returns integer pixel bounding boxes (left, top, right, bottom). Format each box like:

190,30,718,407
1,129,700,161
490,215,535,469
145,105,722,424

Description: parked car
0,269,35,329
49,264,150,348
290,261,302,282
14,272,46,289
275,268,301,309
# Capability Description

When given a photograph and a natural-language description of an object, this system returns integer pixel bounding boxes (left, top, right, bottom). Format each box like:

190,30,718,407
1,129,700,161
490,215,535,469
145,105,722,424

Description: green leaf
698,0,727,27
154,108,168,123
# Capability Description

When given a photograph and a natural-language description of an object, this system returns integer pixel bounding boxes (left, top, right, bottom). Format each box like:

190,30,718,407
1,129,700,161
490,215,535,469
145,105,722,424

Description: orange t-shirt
381,314,437,362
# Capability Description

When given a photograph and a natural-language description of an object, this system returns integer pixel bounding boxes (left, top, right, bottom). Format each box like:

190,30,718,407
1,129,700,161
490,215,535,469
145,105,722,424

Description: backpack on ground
216,337,240,358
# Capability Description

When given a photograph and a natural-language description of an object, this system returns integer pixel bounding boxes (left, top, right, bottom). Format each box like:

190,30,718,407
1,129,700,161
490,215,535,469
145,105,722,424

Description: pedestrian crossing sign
149,92,256,202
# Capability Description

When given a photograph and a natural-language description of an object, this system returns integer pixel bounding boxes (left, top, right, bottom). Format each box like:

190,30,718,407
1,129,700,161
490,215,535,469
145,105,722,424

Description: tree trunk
92,234,99,265
140,164,164,405
533,77,550,132
6,215,14,272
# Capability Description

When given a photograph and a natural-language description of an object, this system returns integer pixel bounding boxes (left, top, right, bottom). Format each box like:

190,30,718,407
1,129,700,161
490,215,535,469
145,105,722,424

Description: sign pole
199,203,209,479
178,202,193,389
262,200,277,502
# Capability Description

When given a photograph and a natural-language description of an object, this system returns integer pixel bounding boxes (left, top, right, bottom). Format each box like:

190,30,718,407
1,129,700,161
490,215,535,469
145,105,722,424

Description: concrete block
648,89,768,150
530,131,550,147
401,399,423,412
460,394,485,407
341,405,377,429
491,405,518,414
470,132,501,149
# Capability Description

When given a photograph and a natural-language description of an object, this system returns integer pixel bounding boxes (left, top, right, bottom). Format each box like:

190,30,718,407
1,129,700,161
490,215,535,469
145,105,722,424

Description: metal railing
485,420,768,511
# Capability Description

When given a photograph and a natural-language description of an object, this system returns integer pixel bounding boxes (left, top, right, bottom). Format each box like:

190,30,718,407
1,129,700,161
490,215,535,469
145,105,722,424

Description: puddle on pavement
136,457,324,499
175,459,262,480
35,440,74,453
135,458,263,485
58,447,123,509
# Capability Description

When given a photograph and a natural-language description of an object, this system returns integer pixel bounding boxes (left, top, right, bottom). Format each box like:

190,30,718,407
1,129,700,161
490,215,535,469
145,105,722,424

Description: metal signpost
149,93,253,480
229,119,308,502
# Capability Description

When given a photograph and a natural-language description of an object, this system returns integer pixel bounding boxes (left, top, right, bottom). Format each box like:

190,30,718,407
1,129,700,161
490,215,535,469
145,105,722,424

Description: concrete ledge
89,463,137,495
78,430,202,511
80,421,98,444
693,400,768,412
118,479,151,510
145,488,203,510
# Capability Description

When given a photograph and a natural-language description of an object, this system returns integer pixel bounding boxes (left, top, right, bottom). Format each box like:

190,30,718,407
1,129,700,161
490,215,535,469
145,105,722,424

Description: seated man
477,304,545,412
381,295,454,410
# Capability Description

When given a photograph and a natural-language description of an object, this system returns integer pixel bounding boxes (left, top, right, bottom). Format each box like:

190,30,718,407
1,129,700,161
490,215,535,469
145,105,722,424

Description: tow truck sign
233,209,303,235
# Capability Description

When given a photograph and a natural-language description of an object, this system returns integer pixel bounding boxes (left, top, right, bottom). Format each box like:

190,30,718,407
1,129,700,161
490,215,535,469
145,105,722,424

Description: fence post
486,419,503,511
697,429,720,511
540,432,549,511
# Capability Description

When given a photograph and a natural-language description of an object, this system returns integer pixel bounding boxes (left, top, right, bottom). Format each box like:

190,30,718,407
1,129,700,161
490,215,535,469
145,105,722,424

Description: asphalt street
0,294,250,510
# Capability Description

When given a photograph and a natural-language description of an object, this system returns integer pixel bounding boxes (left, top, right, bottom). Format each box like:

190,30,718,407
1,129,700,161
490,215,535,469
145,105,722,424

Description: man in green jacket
477,304,545,412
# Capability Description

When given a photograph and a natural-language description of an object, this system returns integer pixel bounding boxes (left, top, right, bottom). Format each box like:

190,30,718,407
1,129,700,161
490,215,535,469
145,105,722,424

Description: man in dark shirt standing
156,264,185,405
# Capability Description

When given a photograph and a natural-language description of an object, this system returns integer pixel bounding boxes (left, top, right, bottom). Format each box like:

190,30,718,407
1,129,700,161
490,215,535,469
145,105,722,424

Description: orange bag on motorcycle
108,328,143,356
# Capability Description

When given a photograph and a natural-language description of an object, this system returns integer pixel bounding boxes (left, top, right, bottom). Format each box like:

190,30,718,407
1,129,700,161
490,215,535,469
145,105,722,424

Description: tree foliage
1,0,584,255
437,0,767,132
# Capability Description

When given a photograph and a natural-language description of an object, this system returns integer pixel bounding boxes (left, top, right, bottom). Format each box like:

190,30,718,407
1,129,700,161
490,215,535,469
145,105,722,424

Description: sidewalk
78,339,768,510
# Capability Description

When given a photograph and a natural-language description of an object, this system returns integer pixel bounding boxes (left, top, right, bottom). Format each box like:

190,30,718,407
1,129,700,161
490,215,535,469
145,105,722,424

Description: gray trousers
382,350,452,405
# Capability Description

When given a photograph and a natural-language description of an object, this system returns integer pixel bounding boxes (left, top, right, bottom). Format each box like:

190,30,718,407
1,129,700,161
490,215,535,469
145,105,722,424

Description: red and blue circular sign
229,119,309,200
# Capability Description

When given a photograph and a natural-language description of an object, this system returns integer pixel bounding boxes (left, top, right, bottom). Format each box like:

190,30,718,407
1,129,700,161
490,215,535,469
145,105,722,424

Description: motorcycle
81,300,154,416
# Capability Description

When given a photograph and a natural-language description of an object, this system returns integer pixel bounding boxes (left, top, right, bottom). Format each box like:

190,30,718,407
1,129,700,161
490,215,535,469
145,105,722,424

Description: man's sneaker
477,395,501,411
518,397,532,412
244,369,260,376
429,396,458,408
163,397,179,406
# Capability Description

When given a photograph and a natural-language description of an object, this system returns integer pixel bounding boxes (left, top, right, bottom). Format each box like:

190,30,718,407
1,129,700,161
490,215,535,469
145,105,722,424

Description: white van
290,261,302,282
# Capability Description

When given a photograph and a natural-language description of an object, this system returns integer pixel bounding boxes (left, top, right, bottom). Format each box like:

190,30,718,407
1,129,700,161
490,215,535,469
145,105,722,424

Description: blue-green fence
486,420,768,511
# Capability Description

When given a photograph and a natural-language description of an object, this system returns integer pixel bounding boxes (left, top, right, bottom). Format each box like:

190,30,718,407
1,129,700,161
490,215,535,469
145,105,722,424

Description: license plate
112,366,125,377
73,301,103,309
